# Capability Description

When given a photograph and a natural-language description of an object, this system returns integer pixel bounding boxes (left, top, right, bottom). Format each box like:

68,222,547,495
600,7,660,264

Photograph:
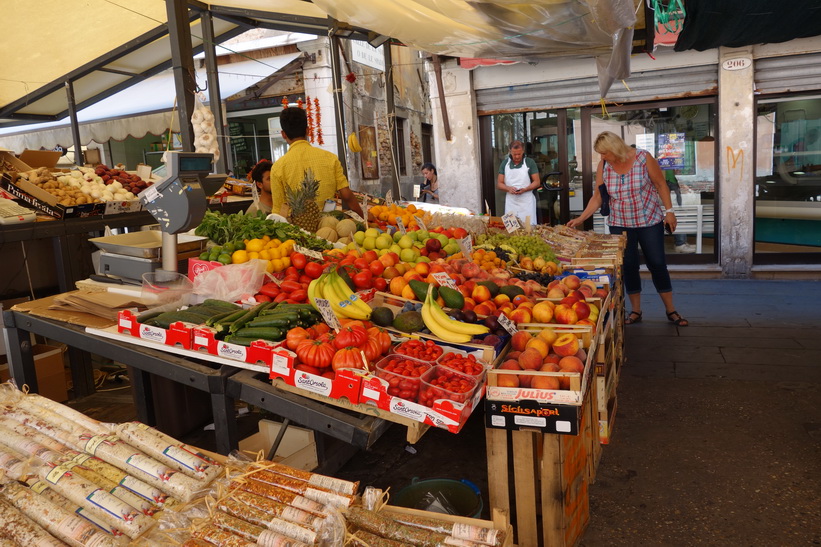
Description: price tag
414,215,427,231
352,237,363,256
139,185,160,204
345,210,365,223
485,200,492,215
314,298,341,330
502,213,521,233
104,200,141,215
294,245,323,260
395,216,407,235
431,272,457,290
458,235,473,257
267,274,282,286
385,189,393,205
361,196,369,228
497,313,518,335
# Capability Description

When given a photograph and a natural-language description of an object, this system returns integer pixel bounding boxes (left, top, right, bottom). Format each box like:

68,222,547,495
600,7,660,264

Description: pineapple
285,168,321,232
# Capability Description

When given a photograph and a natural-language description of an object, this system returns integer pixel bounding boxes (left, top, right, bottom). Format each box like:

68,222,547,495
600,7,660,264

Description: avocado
393,310,425,333
500,284,525,299
478,280,500,298
371,307,395,328
337,268,357,292
408,279,438,302
439,286,465,309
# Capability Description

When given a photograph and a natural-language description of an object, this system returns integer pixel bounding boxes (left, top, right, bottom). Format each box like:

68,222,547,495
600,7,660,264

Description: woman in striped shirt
568,131,688,326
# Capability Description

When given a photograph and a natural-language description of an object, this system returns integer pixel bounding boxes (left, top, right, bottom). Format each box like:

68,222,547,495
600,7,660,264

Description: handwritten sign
502,213,521,233
352,237,363,256
294,245,323,260
497,313,518,335
361,196,369,227
431,272,457,290
458,235,473,257
414,215,427,231
345,210,365,223
314,298,341,330
385,189,393,205
395,216,407,235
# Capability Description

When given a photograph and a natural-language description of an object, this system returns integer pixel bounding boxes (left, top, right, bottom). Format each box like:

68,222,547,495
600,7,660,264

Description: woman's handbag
599,183,611,216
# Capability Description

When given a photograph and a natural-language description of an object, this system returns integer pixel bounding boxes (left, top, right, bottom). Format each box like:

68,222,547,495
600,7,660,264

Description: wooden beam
432,55,452,142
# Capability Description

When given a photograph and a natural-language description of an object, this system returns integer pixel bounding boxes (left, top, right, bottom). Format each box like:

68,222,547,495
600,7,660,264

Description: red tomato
254,294,272,302
332,347,367,371
367,326,393,354
286,327,311,350
289,289,308,303
373,277,387,291
295,339,335,369
334,325,369,350
352,270,373,289
353,257,369,270
280,280,303,293
395,339,443,361
258,283,281,298
362,250,378,263
295,363,322,375
290,252,307,270
369,261,385,277
285,266,299,277
362,337,384,362
299,274,314,284
339,256,356,266
274,293,289,302
304,262,325,279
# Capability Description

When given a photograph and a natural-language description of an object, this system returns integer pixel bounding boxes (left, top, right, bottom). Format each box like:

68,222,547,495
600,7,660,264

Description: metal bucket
392,477,483,518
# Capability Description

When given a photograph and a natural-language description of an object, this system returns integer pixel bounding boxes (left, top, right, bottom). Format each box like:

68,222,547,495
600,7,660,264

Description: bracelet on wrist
664,208,675,214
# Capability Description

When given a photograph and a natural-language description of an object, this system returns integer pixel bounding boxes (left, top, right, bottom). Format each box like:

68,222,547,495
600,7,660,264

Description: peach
567,289,587,302
401,284,417,300
508,307,532,325
510,331,533,352
525,337,549,358
576,319,596,327
414,262,430,276
493,294,511,306
472,285,492,303
461,262,482,279
560,295,581,307
532,375,560,390
473,303,494,316
512,295,532,307
594,288,609,300
553,333,580,357
531,301,554,323
389,276,407,296
394,263,408,275
459,285,472,298
572,301,591,321
499,359,521,370
383,266,401,281
540,360,560,371
547,287,567,299
518,348,543,370
575,347,588,362
553,304,579,325
546,279,562,291
506,351,522,361
462,298,476,311
519,373,533,388
559,355,585,374
497,374,520,387
537,328,558,346
563,274,581,290
403,271,423,283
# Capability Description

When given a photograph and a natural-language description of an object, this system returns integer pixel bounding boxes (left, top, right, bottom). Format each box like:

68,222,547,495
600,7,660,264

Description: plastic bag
192,260,268,303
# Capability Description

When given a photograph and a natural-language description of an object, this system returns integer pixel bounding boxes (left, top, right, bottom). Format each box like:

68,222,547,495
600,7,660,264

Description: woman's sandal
625,311,642,325
667,310,689,327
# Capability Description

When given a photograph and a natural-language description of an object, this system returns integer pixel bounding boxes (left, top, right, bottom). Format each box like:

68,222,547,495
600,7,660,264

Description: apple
425,238,442,253
553,333,580,357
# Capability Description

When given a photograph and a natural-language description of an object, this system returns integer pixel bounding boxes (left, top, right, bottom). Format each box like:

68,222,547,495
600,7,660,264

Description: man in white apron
497,140,541,225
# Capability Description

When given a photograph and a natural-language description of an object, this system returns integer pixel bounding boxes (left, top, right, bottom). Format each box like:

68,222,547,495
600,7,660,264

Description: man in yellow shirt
270,106,364,218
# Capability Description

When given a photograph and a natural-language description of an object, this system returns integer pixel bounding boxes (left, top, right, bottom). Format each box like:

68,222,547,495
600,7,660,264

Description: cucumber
228,302,276,333
205,309,241,327
213,308,249,332
246,314,298,328
153,311,208,329
233,326,284,341
202,298,241,310
223,335,266,347
136,310,163,324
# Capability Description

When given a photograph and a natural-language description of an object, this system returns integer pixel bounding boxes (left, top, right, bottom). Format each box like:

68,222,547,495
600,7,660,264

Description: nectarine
525,337,549,358
553,333,580,357
537,328,558,346
518,348,543,370
510,331,533,352
531,301,554,323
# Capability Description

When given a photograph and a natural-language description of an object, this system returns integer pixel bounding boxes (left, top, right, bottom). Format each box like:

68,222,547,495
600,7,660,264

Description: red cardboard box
117,310,193,349
269,359,363,405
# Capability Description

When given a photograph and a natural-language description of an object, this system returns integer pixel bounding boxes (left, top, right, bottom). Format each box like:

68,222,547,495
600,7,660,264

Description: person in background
665,169,696,253
420,162,439,203
497,140,540,225
567,131,688,326
244,159,273,216
270,106,364,218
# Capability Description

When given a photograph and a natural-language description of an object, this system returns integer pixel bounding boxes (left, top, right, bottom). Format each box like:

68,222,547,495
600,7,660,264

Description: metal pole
329,35,348,178
65,80,84,166
166,0,197,151
200,9,228,174
384,44,401,200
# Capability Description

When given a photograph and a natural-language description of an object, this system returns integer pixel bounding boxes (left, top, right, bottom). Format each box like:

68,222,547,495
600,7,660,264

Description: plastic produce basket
374,355,433,403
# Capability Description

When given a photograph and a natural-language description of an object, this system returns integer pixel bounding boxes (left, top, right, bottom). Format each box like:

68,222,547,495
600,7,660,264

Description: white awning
0,52,301,152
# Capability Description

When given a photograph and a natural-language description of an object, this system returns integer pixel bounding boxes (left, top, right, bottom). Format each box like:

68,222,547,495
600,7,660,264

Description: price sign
431,272,457,290
502,213,520,233
497,313,518,335
294,245,323,260
458,235,473,257
267,274,282,286
485,200,492,215
414,215,427,231
385,190,393,205
395,216,407,235
352,237,364,256
314,298,341,330
361,196,369,228
345,210,365,223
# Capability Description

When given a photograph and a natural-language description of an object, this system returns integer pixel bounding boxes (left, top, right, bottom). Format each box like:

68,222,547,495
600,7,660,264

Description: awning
0,52,301,152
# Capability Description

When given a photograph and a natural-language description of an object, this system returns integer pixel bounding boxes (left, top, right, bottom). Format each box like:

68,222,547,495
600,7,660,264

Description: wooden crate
485,381,596,547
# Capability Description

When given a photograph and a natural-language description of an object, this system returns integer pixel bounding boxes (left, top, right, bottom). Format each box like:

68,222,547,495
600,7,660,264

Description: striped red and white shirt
603,150,664,228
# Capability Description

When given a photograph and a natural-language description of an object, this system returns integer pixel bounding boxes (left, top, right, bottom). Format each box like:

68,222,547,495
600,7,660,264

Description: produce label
126,454,173,481
217,341,248,362
140,185,160,204
431,272,457,290
104,200,142,215
414,215,427,231
458,236,473,257
497,313,518,335
86,488,139,522
502,213,520,233
294,245,323,261
395,216,407,235
46,464,73,484
271,352,291,376
314,298,341,330
345,210,365,223
30,480,49,494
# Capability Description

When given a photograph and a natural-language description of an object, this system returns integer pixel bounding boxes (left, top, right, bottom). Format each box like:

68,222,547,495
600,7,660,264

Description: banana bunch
421,286,489,344
308,269,371,321
347,132,362,153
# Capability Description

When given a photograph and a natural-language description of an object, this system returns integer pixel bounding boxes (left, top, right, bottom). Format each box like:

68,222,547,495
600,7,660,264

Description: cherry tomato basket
391,339,445,362
419,365,479,408
374,355,433,403
436,351,488,382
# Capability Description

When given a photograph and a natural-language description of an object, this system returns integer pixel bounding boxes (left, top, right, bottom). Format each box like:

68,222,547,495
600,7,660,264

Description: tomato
353,257,369,270
258,283,281,298
295,363,322,375
299,274,314,285
376,357,431,402
369,261,385,277
352,270,373,289
367,326,393,354
304,262,325,279
254,294,273,302
362,250,378,263
332,347,367,371
295,339,335,369
317,331,336,345
290,252,307,270
312,322,331,337
334,325,369,350
373,277,387,291
291,289,309,303
285,266,299,277
339,256,356,266
280,280,303,293
274,292,289,302
439,353,484,377
362,337,384,363
418,368,477,407
394,339,444,362
286,327,311,351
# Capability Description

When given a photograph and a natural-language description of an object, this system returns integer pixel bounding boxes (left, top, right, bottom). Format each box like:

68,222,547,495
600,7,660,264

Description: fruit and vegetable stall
4,194,625,546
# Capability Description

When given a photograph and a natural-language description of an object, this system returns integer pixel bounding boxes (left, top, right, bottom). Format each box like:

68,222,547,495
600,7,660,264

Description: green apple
416,230,430,241
444,243,460,255
353,231,366,245
393,230,404,243
398,235,414,249
365,227,381,239
399,248,416,263
347,242,358,251
375,234,393,249
390,244,402,255
363,236,377,250
416,256,431,263
435,233,449,246
408,231,419,241
378,248,388,256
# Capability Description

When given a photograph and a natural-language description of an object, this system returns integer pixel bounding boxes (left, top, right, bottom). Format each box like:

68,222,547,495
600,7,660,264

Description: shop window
755,96,821,258
421,123,433,165
395,116,407,176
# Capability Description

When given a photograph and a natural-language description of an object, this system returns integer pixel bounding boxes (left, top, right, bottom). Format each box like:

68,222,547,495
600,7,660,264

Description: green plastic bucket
392,477,483,518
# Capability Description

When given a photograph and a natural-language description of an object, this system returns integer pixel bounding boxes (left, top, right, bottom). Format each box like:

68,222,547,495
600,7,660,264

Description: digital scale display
179,155,213,172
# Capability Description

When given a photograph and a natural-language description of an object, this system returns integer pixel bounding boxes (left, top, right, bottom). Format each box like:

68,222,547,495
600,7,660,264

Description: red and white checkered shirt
603,150,664,228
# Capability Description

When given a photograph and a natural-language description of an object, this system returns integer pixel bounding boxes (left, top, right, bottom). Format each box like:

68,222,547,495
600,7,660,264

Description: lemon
271,258,285,272
266,261,276,274
248,251,260,260
268,247,281,260
246,238,265,253
281,256,291,268
258,249,271,260
231,250,249,264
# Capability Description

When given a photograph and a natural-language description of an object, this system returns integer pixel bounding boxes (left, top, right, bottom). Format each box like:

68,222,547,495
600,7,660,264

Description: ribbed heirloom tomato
334,325,368,350
332,347,366,370
367,327,392,354
286,327,310,351
295,339,335,369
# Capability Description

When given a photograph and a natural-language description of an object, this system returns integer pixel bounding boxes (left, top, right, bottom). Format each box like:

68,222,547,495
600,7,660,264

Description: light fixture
367,32,390,48
330,20,355,38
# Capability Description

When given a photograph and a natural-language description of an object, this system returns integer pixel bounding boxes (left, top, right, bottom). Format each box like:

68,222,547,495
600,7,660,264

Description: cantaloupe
316,226,338,242
319,215,339,230
336,218,357,237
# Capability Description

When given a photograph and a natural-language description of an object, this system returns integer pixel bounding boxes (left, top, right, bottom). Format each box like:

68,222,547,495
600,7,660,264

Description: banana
347,132,362,153
324,272,370,320
307,274,326,310
422,293,473,343
426,295,490,336
329,274,372,318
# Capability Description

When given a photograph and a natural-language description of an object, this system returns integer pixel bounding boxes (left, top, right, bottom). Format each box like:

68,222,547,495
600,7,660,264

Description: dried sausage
23,393,110,436
230,480,325,515
247,468,354,507
63,450,167,506
229,491,322,529
249,461,357,495
0,497,65,546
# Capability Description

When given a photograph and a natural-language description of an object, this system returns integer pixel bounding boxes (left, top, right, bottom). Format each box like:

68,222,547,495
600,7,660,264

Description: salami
249,461,358,495
0,423,62,462
0,497,65,546
13,397,95,437
0,444,34,480
346,507,452,547
0,480,121,547
22,393,110,436
115,422,221,482
38,464,155,539
191,523,256,547
247,468,354,507
24,477,122,537
231,490,322,529
230,480,325,515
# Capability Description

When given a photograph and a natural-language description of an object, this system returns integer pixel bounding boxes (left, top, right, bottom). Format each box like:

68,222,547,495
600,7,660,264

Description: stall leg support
2,310,38,393
129,367,156,426
211,391,238,455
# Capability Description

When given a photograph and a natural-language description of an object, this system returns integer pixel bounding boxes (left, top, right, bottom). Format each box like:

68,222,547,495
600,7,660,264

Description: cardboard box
0,344,68,402
1,172,105,219
238,419,318,470
19,149,62,169
0,151,30,173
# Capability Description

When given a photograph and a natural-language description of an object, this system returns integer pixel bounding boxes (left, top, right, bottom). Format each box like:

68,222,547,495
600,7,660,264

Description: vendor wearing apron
497,140,541,225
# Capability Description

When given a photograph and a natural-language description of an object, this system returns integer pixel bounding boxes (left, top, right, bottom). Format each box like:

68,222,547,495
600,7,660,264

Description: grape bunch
492,246,511,262
476,233,556,262
514,270,555,285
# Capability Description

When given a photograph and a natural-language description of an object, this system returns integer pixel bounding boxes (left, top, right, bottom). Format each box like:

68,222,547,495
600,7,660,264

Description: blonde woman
568,131,688,326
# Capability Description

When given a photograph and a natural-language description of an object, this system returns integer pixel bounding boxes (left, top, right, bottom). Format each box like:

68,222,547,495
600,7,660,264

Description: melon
316,226,338,242
319,215,339,230
336,218,357,237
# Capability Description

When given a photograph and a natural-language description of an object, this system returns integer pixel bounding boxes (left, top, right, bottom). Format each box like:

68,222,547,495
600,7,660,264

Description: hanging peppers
305,96,314,143
315,98,323,145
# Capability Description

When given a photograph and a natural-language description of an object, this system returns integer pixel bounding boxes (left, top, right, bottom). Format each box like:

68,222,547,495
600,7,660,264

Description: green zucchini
223,335,265,347
246,314,298,328
153,311,208,329
228,302,275,333
202,298,241,310
136,310,164,324
233,326,284,341
213,308,249,332
205,309,241,327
